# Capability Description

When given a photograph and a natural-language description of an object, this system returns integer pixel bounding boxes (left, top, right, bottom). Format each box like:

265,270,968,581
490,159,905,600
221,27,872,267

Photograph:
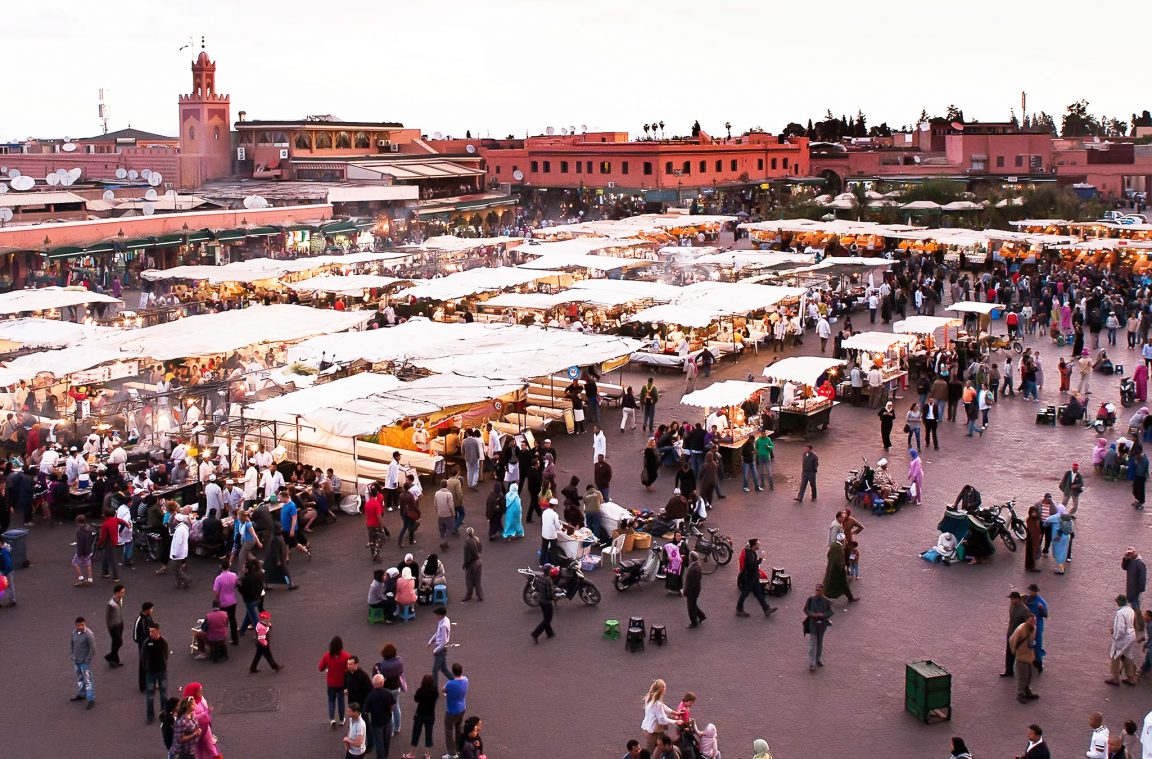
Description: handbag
902,424,910,433
802,616,811,635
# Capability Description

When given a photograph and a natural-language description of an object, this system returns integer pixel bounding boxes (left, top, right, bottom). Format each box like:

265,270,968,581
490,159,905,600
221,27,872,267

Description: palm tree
658,120,665,138
643,123,650,139
725,121,732,139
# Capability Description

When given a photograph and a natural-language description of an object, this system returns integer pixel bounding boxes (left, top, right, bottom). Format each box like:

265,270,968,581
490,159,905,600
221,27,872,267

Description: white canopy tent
567,279,682,303
681,380,769,409
0,287,122,315
840,331,917,353
482,292,583,310
407,235,523,252
516,254,650,271
785,257,892,275
141,252,409,284
762,356,846,387
518,238,651,257
0,318,118,349
674,282,806,315
629,304,721,329
395,268,554,301
286,274,404,296
691,251,815,268
0,344,129,386
893,315,961,335
947,301,1000,315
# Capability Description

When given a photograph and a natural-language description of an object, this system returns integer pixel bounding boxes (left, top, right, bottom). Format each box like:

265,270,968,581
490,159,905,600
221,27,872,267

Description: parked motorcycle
132,517,164,562
613,544,663,592
1085,401,1117,434
844,457,874,502
1120,377,1136,408
973,499,1026,552
844,457,909,514
518,558,601,607
687,523,733,574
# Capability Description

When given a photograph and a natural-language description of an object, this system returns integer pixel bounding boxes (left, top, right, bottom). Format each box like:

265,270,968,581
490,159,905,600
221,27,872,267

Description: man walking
462,429,482,490
640,377,659,434
592,426,607,464
816,315,831,353
170,512,190,589
104,584,126,668
684,358,698,393
540,498,561,566
794,445,818,502
740,436,761,493
1085,712,1109,759
683,551,706,628
141,624,169,724
212,560,240,645
755,430,774,490
1001,590,1032,677
803,583,834,672
362,674,395,759
70,616,96,709
1059,462,1084,510
443,663,469,754
428,606,453,687
435,480,455,552
531,566,557,643
132,602,157,692
1107,594,1138,686
1123,548,1147,610
1009,613,1039,703
736,538,776,618
461,527,483,602
1016,724,1049,759
594,454,613,502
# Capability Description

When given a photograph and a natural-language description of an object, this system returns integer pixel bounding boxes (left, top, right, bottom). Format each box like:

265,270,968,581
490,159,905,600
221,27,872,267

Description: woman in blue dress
1024,583,1049,671
1044,511,1074,574
502,483,524,541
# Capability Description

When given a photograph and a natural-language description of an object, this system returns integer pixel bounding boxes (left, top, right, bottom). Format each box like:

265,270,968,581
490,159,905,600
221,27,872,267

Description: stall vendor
411,420,430,452
816,380,836,401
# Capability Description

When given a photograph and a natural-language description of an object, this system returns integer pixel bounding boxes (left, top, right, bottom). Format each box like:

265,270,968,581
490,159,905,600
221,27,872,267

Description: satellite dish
115,168,128,179
546,126,555,135
950,121,964,131
242,195,269,210
148,173,162,187
144,188,158,201
62,142,77,153
918,122,930,132
165,189,177,199
102,190,114,200
432,131,443,140
142,203,156,216
46,174,61,186
11,175,35,191
0,208,11,222
127,169,139,180
55,168,68,179
8,169,20,179
465,144,476,154
912,155,922,164
61,173,76,187
580,124,587,133
0,167,6,174
140,169,152,180
512,169,524,181
560,128,568,136
0,183,7,194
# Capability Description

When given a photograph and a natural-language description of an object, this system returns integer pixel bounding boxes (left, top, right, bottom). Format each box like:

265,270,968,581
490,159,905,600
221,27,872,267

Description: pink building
178,51,233,189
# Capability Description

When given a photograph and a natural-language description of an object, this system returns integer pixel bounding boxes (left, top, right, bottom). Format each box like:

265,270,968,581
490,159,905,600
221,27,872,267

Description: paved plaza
3,324,1150,758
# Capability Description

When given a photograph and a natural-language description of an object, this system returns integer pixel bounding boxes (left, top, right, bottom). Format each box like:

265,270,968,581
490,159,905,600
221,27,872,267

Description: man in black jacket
736,538,776,618
141,624,169,724
683,552,706,628
132,602,157,693
794,446,819,502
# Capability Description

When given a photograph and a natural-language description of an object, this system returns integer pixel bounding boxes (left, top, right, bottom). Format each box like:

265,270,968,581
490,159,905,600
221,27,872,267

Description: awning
283,224,316,233
243,226,280,238
121,237,157,250
762,356,846,387
82,242,117,255
186,229,214,243
681,380,769,409
46,246,86,260
320,220,357,235
214,229,246,243
154,233,186,247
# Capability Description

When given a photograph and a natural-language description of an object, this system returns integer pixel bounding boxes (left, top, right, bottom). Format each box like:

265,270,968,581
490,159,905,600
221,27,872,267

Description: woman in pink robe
183,683,220,759
907,449,924,505
1135,363,1148,402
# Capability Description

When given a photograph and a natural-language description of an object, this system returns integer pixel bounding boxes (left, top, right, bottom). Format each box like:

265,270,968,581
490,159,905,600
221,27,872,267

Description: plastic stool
628,616,646,639
397,604,416,622
209,640,229,662
368,606,387,625
603,619,620,640
625,626,645,653
648,624,667,646
432,584,448,605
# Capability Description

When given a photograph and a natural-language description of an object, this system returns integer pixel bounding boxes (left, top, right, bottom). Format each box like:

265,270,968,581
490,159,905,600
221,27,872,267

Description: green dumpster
905,660,951,723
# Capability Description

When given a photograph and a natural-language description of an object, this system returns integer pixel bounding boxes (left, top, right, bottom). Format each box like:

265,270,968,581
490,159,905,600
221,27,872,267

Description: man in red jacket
97,506,129,582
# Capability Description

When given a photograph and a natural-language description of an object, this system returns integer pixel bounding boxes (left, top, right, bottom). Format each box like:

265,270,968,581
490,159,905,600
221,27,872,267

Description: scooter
132,517,164,562
1085,401,1117,434
1120,377,1136,407
844,457,874,502
973,499,1027,552
612,544,663,592
518,558,601,607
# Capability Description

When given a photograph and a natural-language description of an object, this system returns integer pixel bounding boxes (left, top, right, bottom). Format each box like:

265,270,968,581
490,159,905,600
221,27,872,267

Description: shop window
294,132,311,150
715,160,722,172
495,166,501,174
1015,155,1024,167
759,159,766,170
730,159,737,171
600,161,611,174
682,160,691,174
644,162,653,175
621,161,629,175
576,162,582,174
531,161,539,172
783,158,789,169
256,131,271,144
996,156,1005,168
335,132,352,149
314,131,333,149
271,131,288,145
354,132,370,149
586,161,592,173
699,160,706,173
665,162,673,174
560,161,569,173
543,160,551,173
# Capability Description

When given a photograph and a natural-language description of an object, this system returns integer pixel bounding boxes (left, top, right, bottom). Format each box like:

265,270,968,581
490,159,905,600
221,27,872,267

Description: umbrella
901,200,941,211
940,200,983,212
995,197,1024,208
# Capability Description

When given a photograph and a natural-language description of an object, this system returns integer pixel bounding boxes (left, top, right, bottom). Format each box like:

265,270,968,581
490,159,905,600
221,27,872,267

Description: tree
658,120,665,138
643,123,650,138
1061,99,1100,138
1033,111,1057,137
945,104,964,122
1135,110,1152,128
806,118,815,139
1103,117,1128,137
782,122,807,138
868,122,892,138
856,109,868,138
725,121,732,139
918,108,929,125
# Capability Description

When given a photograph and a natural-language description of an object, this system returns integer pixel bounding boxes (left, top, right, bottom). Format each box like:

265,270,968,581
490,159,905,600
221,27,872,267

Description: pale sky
3,0,1143,142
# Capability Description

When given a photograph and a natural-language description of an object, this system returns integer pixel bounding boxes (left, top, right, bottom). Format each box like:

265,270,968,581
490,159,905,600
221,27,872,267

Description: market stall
0,286,123,321
680,379,770,475
761,356,845,437
839,331,914,399
893,315,962,350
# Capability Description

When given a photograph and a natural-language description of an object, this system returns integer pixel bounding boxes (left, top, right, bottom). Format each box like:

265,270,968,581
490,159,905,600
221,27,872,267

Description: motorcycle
613,544,663,592
978,333,1024,355
518,558,601,607
844,457,909,514
844,457,874,502
1120,377,1136,408
1085,401,1117,434
686,523,734,574
132,516,164,562
974,499,1026,552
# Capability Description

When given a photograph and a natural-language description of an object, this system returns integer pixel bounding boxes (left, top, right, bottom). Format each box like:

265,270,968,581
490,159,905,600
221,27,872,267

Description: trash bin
2,528,30,569
905,659,951,723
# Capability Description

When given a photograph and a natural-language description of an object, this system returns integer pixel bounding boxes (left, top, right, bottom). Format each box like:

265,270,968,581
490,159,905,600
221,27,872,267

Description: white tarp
0,287,122,315
518,238,651,257
516,255,650,271
482,292,582,310
408,235,524,252
567,279,681,303
0,345,128,386
141,252,409,283
786,257,892,275
674,282,805,315
692,251,815,268
0,318,118,349
893,315,961,335
287,274,403,295
94,304,370,361
287,319,642,382
395,268,554,301
681,380,768,408
840,331,917,353
947,301,1000,315
762,356,845,387
629,304,720,328
534,214,735,240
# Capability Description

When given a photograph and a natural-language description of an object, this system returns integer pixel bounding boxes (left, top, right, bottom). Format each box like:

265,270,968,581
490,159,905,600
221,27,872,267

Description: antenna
580,124,587,133
10,175,35,191
46,173,60,186
62,142,77,153
97,88,110,135
242,195,269,209
148,172,163,187
560,128,568,136
0,183,7,194
141,169,153,180
142,202,156,216
432,131,443,140
546,126,555,135
127,169,139,180
7,169,20,179
512,169,524,181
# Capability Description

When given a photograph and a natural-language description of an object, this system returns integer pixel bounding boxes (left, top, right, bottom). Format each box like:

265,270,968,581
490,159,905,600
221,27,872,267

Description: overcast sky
4,0,1144,142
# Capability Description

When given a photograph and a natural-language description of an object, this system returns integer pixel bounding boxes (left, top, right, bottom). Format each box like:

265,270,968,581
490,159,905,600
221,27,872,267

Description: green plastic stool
604,619,620,640
368,607,387,625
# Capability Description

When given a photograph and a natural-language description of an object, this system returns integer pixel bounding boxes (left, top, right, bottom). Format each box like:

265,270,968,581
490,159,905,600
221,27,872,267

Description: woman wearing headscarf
752,738,774,759
1024,505,1043,573
502,483,523,541
484,482,504,541
1044,510,1074,574
822,533,857,603
698,450,719,506
907,449,923,505
181,683,220,759
641,438,659,492
396,567,417,606
1135,363,1149,402
877,402,895,450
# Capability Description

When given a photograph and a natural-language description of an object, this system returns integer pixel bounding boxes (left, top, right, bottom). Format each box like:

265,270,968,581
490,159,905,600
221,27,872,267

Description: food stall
680,380,770,475
946,300,1002,338
627,305,723,369
761,356,845,437
892,315,961,351
840,331,914,399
